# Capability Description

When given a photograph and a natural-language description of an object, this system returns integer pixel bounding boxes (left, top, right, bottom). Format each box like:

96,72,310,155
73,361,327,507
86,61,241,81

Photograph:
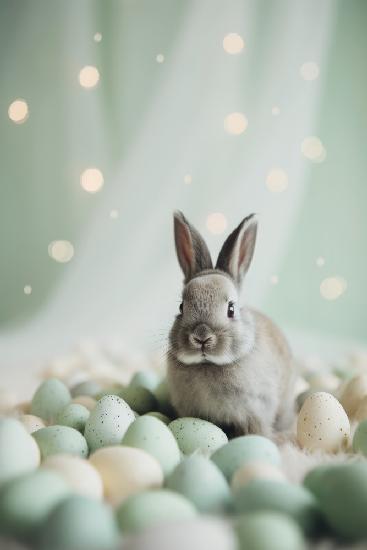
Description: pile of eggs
1,368,367,550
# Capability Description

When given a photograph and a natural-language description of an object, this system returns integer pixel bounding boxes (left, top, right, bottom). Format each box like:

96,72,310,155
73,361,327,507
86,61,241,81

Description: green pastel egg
235,512,306,550
30,379,71,423
169,418,228,456
233,480,320,535
119,386,157,415
0,470,70,538
84,395,134,452
33,426,88,459
121,416,180,476
145,411,171,424
154,379,176,417
56,404,90,432
211,435,280,481
70,381,103,398
166,455,231,513
303,465,332,495
0,418,40,486
130,371,160,392
353,419,367,455
38,495,120,550
305,462,367,539
116,489,197,533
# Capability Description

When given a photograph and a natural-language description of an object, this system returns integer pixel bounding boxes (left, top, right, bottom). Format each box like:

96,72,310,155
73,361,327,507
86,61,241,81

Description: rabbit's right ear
173,211,213,282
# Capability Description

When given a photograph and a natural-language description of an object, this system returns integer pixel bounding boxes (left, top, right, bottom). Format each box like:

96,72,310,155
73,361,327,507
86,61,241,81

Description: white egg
231,461,286,491
19,415,45,434
89,446,163,507
42,454,103,499
339,374,367,418
0,418,40,485
297,391,350,452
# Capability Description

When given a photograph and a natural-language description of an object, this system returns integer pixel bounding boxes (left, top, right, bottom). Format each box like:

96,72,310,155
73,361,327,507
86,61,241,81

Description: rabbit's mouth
176,349,236,366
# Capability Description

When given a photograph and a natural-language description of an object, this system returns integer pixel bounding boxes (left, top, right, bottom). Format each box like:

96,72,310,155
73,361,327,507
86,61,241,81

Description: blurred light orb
79,66,100,89
270,275,279,285
266,168,288,193
110,209,119,219
156,54,164,63
206,213,227,235
316,256,325,267
184,174,192,184
300,61,320,81
224,112,248,135
80,168,104,193
223,33,244,54
24,285,32,295
8,99,29,124
48,240,74,263
320,276,347,300
271,106,280,116
94,32,102,43
301,136,325,162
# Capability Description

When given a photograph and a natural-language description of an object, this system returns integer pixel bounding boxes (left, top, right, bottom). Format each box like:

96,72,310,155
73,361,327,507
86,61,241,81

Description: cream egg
42,454,103,499
231,461,286,491
19,415,45,434
339,374,367,418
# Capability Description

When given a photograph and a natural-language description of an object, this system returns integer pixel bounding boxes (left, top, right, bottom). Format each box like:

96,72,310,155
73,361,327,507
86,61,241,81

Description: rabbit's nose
189,332,216,349
194,336,212,346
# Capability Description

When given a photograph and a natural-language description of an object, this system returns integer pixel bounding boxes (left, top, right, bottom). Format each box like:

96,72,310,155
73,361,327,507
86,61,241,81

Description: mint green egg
38,495,120,550
0,470,70,538
116,489,197,533
130,371,160,392
119,386,157,415
56,404,90,432
70,380,103,398
145,411,171,424
353,419,367,455
154,379,176,417
121,416,180,476
0,418,40,486
303,464,333,495
235,512,306,550
166,455,231,513
33,426,88,459
211,435,281,481
233,480,320,535
84,395,135,453
30,379,71,423
169,418,228,456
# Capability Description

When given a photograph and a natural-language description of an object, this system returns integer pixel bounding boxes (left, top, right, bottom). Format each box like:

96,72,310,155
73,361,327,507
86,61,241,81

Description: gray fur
167,212,295,436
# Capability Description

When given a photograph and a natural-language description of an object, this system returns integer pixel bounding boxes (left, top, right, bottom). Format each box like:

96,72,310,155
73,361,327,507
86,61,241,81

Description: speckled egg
19,414,45,434
84,394,135,452
297,392,350,452
38,495,120,550
235,512,306,550
89,446,163,506
231,461,286,492
0,418,40,485
42,454,103,499
122,416,180,476
119,386,157,415
145,411,171,424
0,470,70,538
33,425,88,459
211,435,281,482
130,371,160,392
339,374,367,418
57,404,90,432
234,480,320,535
72,395,97,411
116,489,197,534
30,378,71,423
166,455,231,513
169,417,228,456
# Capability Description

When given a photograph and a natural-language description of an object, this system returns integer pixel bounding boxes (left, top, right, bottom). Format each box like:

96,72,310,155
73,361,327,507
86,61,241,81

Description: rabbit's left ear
216,214,258,287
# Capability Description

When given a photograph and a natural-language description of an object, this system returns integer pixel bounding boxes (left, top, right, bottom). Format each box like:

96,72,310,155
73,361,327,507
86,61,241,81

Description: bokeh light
223,33,244,54
316,256,325,267
80,168,104,193
94,32,102,43
271,106,280,116
266,169,288,193
156,54,164,63
320,276,347,300
300,61,320,81
79,66,100,89
23,285,32,295
8,99,29,124
110,209,119,219
184,174,192,184
206,213,228,235
270,275,279,285
48,240,74,263
224,112,248,135
301,136,326,162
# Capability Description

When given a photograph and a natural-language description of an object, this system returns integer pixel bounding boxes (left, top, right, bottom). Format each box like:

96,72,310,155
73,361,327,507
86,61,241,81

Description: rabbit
166,211,296,437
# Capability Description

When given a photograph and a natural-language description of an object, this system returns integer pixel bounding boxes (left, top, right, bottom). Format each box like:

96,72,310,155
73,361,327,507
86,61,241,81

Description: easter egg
166,455,230,513
307,373,340,393
169,418,227,456
231,461,286,491
154,379,176,417
70,380,103,398
0,470,70,538
72,395,97,411
119,386,157,415
339,374,367,418
297,392,350,452
353,419,367,456
38,495,120,550
116,489,196,533
19,414,45,434
89,446,163,506
57,404,90,432
33,426,88,459
233,480,320,535
42,454,103,499
145,411,170,424
355,395,367,421
0,418,40,485
121,416,180,476
235,512,306,550
211,435,281,481
30,379,71,423
84,395,135,452
130,371,160,392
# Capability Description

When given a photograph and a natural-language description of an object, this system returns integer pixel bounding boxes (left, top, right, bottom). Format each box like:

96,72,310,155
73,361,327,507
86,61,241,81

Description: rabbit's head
170,211,258,366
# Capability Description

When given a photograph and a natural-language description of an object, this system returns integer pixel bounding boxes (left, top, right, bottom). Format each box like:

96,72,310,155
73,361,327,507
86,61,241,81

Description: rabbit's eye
179,302,183,314
227,301,235,318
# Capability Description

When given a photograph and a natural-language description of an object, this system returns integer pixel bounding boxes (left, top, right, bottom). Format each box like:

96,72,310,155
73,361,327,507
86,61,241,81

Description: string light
80,168,104,193
8,99,29,124
48,240,74,263
184,174,192,184
300,62,319,81
320,276,347,300
223,33,244,54
224,112,248,135
79,66,100,89
156,54,164,63
206,213,227,235
24,285,32,295
266,169,288,193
